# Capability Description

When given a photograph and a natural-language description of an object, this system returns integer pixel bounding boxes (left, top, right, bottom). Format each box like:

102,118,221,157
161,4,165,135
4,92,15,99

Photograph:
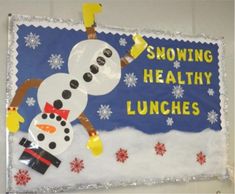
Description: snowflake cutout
24,32,41,49
124,73,138,87
48,54,64,70
119,37,127,46
196,151,206,165
116,148,128,163
173,60,181,69
14,169,31,186
172,85,184,99
166,117,174,126
154,142,166,156
70,157,84,173
207,110,218,124
26,97,36,107
97,104,112,120
207,88,215,96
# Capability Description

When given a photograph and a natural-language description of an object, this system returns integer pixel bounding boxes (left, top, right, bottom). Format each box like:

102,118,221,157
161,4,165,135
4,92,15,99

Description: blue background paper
16,25,221,134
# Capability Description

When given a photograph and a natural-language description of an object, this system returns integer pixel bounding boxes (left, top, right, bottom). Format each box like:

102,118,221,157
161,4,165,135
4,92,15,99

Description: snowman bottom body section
19,138,61,174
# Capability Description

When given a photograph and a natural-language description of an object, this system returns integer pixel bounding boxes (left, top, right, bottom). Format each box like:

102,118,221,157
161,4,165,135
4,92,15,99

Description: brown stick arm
121,53,134,68
86,27,97,39
10,79,43,107
78,113,97,136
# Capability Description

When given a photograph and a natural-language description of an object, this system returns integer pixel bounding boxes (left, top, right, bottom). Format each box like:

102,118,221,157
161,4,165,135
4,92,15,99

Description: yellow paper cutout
86,134,103,156
130,34,148,59
82,3,102,28
6,109,24,133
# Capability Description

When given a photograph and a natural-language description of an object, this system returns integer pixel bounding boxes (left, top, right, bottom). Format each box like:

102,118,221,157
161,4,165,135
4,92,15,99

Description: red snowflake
116,148,128,163
154,142,166,156
14,169,31,186
196,151,206,165
70,157,84,173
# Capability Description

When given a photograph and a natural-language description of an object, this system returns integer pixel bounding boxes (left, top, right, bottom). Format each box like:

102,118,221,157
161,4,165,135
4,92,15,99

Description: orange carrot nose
36,124,56,134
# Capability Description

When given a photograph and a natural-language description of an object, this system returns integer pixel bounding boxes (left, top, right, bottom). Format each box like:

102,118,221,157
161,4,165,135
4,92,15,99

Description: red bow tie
44,102,70,120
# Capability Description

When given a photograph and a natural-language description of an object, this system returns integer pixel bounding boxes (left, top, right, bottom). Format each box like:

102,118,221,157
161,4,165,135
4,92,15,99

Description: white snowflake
124,73,138,87
26,97,36,107
166,117,174,126
172,85,184,99
119,37,127,46
48,54,64,70
97,105,112,120
207,110,218,124
207,88,215,96
24,32,41,49
173,60,181,69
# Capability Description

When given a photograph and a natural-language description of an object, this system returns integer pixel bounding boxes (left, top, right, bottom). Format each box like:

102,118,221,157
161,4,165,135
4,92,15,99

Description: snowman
6,3,148,174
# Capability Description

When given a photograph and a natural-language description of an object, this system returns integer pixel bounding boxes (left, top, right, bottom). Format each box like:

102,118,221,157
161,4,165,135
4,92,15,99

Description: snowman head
37,73,88,121
68,39,121,96
28,113,73,155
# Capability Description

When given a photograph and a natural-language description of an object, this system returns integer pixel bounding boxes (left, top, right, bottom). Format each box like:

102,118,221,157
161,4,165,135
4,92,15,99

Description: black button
90,64,99,74
49,113,55,119
62,90,71,99
64,136,70,141
70,79,79,89
37,133,45,141
64,128,70,134
97,56,105,66
56,116,61,121
42,114,47,119
61,121,66,126
83,72,92,82
49,142,56,149
103,48,112,58
53,99,63,109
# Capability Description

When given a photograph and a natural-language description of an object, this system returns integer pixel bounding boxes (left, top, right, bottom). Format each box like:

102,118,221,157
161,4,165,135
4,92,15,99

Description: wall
0,0,234,193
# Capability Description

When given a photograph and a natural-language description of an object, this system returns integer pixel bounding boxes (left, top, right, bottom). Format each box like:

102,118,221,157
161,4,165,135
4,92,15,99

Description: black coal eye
70,79,79,89
62,90,71,99
49,142,56,149
90,64,99,74
37,133,45,141
64,136,70,141
103,48,112,58
83,72,92,82
64,128,70,134
56,116,61,121
42,114,47,119
49,113,55,119
61,121,66,126
97,56,105,66
53,99,63,109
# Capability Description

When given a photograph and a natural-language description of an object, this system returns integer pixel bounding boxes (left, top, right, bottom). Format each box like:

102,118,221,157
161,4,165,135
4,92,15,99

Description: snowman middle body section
29,73,88,156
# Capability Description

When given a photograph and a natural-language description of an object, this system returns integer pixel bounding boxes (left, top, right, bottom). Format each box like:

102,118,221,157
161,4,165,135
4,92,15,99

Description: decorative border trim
6,14,229,193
